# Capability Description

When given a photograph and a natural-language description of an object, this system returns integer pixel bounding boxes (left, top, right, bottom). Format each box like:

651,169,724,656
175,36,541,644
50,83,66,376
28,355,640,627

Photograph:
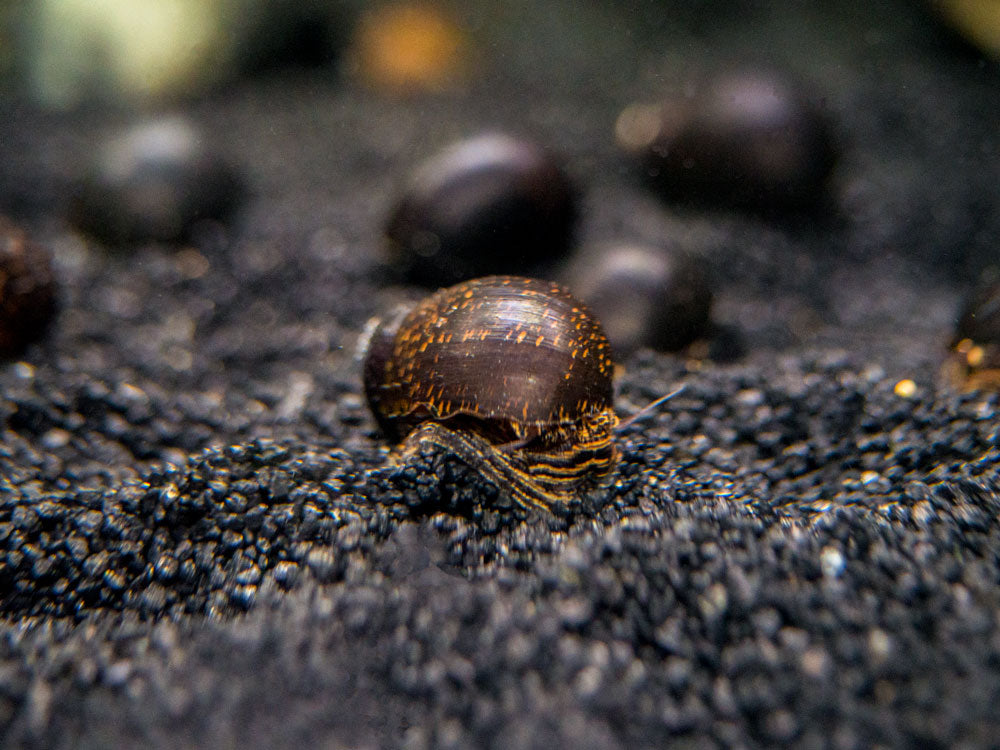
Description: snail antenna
616,384,686,433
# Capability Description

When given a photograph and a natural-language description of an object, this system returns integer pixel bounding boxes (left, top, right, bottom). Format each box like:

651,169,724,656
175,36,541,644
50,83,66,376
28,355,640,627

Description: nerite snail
944,278,1000,391
363,275,678,513
385,134,578,287
615,68,836,213
0,216,58,358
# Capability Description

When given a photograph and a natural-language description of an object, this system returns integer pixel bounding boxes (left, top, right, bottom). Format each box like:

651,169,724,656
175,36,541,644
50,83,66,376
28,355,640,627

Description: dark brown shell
944,279,1000,391
364,276,614,445
69,117,244,246
565,244,712,357
619,69,836,212
954,279,1000,349
385,134,577,287
0,217,57,358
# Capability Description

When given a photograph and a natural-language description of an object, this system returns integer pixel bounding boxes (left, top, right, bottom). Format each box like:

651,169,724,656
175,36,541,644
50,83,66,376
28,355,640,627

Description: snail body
363,275,618,512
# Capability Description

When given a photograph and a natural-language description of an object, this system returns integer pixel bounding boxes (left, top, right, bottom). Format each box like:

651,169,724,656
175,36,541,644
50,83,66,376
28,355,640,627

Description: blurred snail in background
0,217,57,358
564,243,713,358
69,116,244,246
616,69,837,213
944,278,1000,391
385,134,578,287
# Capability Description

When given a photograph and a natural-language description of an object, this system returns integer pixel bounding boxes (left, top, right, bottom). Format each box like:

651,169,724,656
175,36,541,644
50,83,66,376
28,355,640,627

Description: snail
616,69,836,213
363,276,675,513
385,134,577,287
0,216,57,358
69,116,244,246
563,243,713,358
944,278,1000,390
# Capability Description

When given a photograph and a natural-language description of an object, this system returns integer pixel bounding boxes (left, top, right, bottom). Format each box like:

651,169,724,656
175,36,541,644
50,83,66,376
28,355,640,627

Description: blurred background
0,0,996,108
0,0,998,382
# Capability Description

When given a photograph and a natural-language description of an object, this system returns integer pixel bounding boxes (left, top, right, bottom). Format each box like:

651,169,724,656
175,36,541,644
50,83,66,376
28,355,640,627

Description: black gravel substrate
3,1,1000,747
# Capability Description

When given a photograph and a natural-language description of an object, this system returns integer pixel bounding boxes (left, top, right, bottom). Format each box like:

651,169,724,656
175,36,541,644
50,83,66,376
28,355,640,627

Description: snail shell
363,275,618,511
617,69,836,212
564,244,713,357
385,134,577,287
70,117,244,246
945,278,1000,391
0,217,57,358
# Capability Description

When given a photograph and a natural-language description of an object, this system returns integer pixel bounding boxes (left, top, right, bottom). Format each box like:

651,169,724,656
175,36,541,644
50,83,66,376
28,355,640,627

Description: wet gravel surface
2,1,1000,747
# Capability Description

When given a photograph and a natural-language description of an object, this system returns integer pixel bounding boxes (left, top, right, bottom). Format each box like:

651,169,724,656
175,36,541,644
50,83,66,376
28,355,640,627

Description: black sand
2,1,1000,747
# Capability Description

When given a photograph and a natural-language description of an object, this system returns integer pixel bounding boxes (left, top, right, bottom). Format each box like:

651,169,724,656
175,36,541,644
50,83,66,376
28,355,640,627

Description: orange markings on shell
372,276,614,438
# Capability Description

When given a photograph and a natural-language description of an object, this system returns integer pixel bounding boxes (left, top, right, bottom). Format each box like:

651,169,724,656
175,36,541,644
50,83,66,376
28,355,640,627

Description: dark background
2,1,1000,747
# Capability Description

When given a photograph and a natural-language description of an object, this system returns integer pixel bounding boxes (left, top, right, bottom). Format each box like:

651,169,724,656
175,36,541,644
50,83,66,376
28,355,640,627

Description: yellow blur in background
348,4,470,94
